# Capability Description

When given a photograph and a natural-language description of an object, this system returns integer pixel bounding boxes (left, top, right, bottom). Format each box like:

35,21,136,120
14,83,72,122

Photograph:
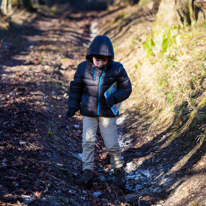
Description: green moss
42,50,49,54
49,9,57,14
144,34,155,55
144,27,178,56
114,13,128,23
48,128,55,138
138,0,146,6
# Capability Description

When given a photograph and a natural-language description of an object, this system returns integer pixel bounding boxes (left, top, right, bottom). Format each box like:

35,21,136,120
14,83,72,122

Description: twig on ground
45,172,59,181
36,160,79,182
46,140,81,161
68,198,82,206
19,173,34,180
171,95,206,139
44,172,78,189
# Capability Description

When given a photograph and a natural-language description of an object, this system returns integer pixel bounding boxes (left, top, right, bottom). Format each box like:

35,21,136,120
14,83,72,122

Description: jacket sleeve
113,64,132,103
68,64,84,111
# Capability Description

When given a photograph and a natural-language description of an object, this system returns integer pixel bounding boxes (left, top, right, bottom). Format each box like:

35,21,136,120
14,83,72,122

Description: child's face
93,57,108,67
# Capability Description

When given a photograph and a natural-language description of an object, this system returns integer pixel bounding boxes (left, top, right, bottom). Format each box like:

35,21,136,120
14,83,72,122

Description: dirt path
0,7,124,206
1,6,152,205
1,5,206,206
0,6,181,206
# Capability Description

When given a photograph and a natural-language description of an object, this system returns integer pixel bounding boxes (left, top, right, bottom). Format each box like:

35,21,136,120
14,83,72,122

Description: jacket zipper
94,68,96,78
97,67,106,116
81,95,88,111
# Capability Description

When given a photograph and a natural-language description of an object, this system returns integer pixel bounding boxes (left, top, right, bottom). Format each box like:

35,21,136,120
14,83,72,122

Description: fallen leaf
34,191,41,197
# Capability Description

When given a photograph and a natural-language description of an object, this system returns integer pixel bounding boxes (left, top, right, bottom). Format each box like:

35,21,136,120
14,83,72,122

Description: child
66,35,132,188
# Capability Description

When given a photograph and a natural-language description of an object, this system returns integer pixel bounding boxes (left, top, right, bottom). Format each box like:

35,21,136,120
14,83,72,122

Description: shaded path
0,7,130,206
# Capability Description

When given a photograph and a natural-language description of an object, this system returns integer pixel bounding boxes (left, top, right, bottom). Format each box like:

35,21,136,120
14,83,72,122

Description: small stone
12,181,18,186
19,141,26,145
127,175,136,180
93,191,102,197
82,190,87,195
129,171,135,176
135,176,140,181
22,195,32,199
98,175,106,182
1,163,7,167
73,125,79,129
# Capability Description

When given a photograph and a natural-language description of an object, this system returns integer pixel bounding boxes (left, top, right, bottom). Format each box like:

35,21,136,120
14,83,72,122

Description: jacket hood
86,35,114,63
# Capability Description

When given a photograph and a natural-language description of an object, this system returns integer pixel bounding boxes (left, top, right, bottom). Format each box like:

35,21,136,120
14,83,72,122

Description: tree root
171,95,206,139
46,140,81,161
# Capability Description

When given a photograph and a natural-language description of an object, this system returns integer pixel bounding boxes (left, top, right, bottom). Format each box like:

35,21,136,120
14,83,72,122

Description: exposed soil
0,4,206,206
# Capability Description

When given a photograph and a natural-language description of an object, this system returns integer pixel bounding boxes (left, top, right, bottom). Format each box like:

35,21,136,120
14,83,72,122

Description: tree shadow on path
121,101,206,205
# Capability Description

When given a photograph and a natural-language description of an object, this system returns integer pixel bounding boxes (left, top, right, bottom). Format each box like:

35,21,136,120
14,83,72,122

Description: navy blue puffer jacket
68,35,132,117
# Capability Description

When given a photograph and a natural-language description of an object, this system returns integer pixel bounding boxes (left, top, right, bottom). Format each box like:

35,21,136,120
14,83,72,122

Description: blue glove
105,95,116,108
66,109,76,118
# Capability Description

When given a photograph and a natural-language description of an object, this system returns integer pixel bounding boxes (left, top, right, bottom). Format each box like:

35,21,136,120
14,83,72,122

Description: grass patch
144,27,177,56
128,23,206,131
48,128,55,138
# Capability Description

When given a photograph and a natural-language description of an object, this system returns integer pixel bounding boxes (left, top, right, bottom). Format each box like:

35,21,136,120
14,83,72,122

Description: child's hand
66,109,76,118
105,95,116,108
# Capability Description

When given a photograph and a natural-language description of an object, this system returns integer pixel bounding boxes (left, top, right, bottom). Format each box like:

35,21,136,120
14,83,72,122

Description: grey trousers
82,116,123,171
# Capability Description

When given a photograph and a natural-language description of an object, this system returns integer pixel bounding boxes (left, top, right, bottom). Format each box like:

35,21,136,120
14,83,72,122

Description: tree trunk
1,0,7,15
0,0,2,16
7,0,12,15
147,0,206,54
174,0,195,27
113,0,139,6
194,1,206,23
155,0,206,28
154,0,178,29
138,0,161,11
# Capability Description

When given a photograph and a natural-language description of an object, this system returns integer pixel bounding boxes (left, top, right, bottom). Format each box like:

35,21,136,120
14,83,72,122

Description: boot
114,167,126,188
76,169,93,186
